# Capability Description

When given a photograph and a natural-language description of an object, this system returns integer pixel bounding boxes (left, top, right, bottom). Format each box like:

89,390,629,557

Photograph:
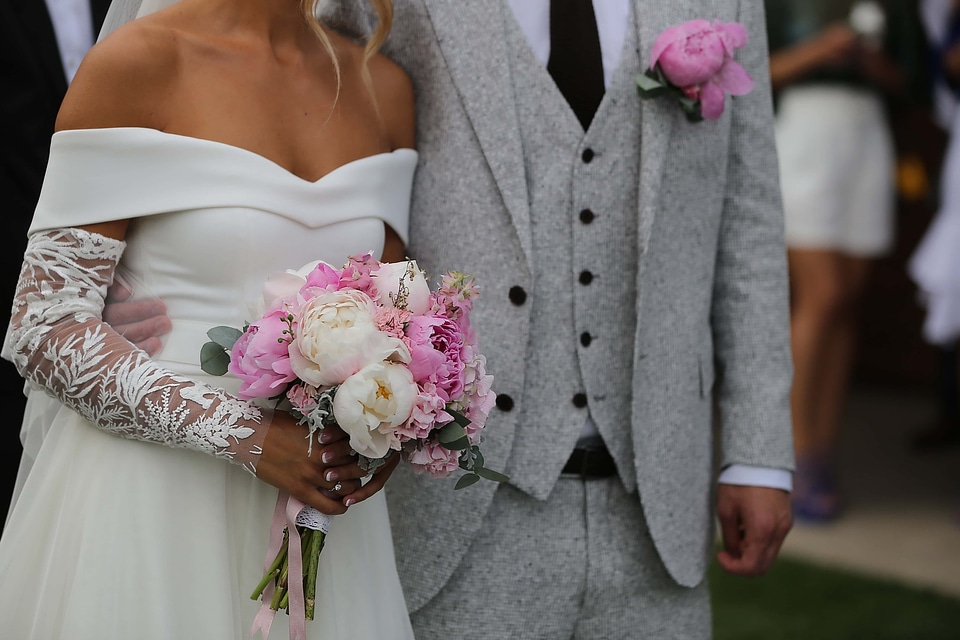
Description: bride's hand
256,416,394,514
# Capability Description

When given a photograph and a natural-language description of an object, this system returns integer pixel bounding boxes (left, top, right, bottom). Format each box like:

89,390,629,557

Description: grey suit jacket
332,0,794,610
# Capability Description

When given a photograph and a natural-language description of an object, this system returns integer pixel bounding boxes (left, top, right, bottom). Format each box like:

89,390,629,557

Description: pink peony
299,261,342,298
404,315,466,401
650,20,754,120
405,439,462,478
228,309,298,400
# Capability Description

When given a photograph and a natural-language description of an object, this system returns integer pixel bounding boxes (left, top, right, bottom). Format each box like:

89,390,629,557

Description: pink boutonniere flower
637,19,755,122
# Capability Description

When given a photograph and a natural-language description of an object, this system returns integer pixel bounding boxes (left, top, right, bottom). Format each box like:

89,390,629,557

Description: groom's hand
716,485,792,577
103,281,172,355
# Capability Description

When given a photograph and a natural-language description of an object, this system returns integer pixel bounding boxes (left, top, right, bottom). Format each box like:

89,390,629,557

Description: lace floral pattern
3,228,269,473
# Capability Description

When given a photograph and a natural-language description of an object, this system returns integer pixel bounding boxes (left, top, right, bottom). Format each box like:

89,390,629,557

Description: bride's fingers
341,454,400,506
316,440,357,467
297,485,349,516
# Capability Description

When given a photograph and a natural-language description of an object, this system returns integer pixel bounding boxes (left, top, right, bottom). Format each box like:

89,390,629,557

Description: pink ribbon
249,492,308,640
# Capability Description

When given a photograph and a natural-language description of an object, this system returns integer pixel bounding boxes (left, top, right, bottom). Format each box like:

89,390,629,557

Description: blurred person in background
766,0,917,522
911,0,960,447
1,0,110,521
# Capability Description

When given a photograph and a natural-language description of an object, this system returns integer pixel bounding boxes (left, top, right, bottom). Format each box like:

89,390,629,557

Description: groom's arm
710,0,794,576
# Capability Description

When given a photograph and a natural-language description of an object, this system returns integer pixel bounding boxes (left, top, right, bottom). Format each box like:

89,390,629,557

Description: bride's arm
5,224,366,515
4,28,367,515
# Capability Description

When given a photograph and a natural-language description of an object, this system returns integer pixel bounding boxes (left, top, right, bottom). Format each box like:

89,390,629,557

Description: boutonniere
636,20,755,122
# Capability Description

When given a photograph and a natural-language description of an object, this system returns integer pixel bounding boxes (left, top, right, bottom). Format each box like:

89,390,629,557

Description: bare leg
788,249,847,460
810,255,872,455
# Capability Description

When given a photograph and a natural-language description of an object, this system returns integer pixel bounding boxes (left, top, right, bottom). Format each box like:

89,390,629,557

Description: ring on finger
333,481,343,494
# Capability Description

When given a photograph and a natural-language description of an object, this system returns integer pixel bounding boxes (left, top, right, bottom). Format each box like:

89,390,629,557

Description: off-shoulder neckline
51,126,418,186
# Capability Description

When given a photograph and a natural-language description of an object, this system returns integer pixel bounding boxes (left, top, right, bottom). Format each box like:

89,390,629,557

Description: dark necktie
547,0,606,130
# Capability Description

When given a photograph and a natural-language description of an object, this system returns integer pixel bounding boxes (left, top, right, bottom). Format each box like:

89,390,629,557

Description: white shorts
775,86,896,257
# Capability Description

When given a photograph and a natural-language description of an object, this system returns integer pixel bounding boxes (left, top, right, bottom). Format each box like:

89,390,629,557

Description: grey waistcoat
503,9,643,499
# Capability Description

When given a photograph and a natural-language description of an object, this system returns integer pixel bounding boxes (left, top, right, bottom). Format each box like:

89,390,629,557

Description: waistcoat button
580,332,592,347
508,286,527,305
581,148,595,163
579,270,594,285
496,394,515,412
579,209,596,224
572,393,588,408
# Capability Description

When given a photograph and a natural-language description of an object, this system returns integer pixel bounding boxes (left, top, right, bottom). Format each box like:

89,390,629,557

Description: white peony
289,290,409,387
333,362,418,458
370,260,431,315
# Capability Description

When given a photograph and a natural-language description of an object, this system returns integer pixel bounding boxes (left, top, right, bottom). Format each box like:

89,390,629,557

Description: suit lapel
12,0,68,97
634,0,676,261
421,0,533,266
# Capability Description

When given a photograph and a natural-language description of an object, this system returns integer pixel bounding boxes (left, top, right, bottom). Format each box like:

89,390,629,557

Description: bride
0,0,418,637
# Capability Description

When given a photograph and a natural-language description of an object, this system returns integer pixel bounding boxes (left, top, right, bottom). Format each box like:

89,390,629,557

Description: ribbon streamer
250,492,308,640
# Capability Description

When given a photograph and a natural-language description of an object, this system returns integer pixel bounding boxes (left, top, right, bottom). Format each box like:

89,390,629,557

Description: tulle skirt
0,384,414,639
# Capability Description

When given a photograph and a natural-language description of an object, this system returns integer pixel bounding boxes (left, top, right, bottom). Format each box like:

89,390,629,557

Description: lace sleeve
3,227,270,474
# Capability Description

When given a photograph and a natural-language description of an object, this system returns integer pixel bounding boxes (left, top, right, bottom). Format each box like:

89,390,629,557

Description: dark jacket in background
0,0,108,523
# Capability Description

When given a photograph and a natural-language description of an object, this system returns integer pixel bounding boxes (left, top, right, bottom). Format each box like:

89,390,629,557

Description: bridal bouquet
200,254,504,637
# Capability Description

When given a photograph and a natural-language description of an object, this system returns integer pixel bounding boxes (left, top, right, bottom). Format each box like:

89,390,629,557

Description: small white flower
333,362,418,458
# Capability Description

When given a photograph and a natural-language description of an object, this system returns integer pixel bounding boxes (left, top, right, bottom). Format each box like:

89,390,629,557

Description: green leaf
439,437,470,451
473,448,484,470
207,326,244,351
454,474,481,490
200,341,231,376
437,422,467,445
446,409,471,428
475,467,510,483
636,72,668,99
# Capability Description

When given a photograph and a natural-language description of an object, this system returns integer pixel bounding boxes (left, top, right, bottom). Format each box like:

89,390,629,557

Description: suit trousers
409,477,711,639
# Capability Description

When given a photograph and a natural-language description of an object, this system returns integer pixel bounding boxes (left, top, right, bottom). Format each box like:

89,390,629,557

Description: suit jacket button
579,209,596,224
579,270,593,285
572,393,588,408
580,332,592,347
581,148,595,163
508,286,527,305
496,394,515,412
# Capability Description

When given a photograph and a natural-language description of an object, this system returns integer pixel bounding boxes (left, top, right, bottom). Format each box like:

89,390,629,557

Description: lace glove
3,227,270,473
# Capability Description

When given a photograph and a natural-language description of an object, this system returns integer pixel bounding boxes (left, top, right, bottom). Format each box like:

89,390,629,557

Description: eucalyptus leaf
200,341,230,376
439,436,470,452
446,409,471,428
475,467,510,483
455,474,481,490
207,326,244,350
437,422,467,445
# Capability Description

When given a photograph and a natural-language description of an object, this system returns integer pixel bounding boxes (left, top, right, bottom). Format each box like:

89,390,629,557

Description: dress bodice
30,127,418,367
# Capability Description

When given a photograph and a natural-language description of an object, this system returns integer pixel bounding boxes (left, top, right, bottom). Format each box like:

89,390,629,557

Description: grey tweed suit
333,0,793,635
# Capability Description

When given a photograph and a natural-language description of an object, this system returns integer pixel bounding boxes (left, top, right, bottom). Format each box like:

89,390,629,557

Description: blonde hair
301,0,394,105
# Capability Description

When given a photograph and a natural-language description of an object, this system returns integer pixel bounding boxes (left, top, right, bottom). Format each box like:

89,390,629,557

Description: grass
711,557,960,640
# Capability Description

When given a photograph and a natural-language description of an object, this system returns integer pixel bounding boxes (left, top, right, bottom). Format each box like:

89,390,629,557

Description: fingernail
319,431,332,444
321,451,333,463
325,470,336,482
344,498,356,507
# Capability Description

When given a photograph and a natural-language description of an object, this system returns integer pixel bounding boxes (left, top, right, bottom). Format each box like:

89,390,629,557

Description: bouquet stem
304,527,326,620
250,524,327,620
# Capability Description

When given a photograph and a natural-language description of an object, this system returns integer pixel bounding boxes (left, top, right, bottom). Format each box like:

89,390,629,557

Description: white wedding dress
0,127,418,640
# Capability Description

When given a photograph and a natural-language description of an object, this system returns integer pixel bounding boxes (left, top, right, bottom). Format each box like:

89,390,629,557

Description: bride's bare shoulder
56,17,184,132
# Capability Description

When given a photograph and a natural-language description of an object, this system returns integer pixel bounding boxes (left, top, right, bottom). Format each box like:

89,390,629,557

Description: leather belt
562,445,618,479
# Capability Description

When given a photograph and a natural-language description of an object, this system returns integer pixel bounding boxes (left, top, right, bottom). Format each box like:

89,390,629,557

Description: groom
331,0,794,637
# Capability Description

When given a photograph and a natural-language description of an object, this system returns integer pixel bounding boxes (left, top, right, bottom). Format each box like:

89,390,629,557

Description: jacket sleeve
711,0,795,474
